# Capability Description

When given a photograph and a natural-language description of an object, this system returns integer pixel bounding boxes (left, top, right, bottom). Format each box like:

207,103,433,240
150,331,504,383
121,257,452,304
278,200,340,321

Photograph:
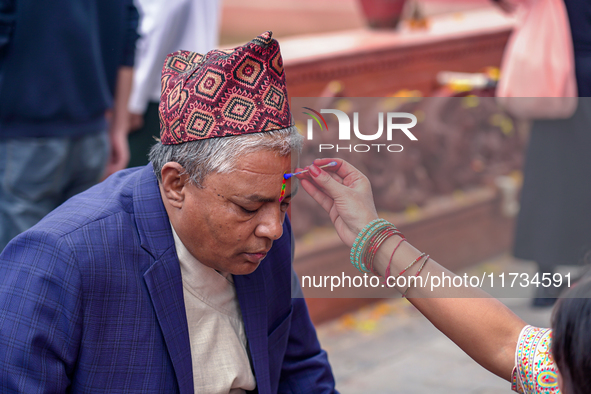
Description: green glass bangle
350,219,389,272
351,219,385,251
350,219,385,264
354,222,390,272
352,221,386,271
351,219,383,271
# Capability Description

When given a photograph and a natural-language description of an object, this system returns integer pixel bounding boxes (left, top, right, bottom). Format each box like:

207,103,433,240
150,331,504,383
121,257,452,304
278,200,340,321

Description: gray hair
149,125,303,187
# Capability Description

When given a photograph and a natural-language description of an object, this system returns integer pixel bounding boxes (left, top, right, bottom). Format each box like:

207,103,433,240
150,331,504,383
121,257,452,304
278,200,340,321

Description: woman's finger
305,164,349,198
327,170,344,184
299,178,335,215
313,157,357,180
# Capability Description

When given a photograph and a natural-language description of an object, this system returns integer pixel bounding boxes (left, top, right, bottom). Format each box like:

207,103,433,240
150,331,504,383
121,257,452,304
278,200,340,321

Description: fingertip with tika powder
283,161,338,180
279,160,338,202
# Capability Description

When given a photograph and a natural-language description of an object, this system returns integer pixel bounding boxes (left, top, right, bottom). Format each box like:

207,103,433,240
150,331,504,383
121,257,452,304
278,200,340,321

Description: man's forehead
205,150,292,196
233,152,291,175
220,173,297,200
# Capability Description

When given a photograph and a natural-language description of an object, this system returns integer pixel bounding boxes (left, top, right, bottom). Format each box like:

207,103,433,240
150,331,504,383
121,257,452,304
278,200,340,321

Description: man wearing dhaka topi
0,32,336,393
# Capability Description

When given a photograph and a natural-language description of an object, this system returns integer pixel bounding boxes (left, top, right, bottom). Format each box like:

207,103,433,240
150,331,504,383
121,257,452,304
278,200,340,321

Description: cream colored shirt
171,226,256,394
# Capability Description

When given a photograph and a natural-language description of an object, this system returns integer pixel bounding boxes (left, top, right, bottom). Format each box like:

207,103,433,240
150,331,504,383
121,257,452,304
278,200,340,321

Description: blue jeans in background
0,131,109,252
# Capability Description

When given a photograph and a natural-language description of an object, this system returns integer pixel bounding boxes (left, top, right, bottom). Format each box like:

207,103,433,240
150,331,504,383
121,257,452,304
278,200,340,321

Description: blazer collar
133,165,194,394
234,271,271,394
133,164,175,260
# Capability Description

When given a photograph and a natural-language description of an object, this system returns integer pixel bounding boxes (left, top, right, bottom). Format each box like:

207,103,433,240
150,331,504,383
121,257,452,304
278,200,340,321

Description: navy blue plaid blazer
0,164,336,393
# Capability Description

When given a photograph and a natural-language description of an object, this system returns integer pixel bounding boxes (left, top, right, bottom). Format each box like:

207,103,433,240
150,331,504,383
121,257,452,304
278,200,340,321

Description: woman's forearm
297,160,526,380
373,235,525,380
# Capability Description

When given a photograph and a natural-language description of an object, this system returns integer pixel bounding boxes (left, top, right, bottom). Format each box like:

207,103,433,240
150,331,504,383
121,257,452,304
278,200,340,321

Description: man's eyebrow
242,194,275,203
242,184,299,202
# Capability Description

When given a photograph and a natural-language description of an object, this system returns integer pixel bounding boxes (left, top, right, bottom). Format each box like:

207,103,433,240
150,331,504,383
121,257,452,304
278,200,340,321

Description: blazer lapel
144,253,193,394
234,270,271,394
134,165,193,394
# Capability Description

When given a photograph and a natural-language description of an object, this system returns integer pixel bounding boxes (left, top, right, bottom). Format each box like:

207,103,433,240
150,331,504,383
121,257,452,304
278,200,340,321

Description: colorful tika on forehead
279,174,287,202
159,31,293,145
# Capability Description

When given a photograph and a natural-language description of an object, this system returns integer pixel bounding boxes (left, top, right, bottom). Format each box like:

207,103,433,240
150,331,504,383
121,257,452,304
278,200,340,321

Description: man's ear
160,162,189,208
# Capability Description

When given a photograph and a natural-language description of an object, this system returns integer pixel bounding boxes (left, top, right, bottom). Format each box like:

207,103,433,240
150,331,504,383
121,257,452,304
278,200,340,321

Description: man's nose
255,207,284,241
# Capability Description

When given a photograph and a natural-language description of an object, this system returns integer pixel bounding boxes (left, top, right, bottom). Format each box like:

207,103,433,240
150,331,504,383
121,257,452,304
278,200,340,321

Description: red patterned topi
159,31,293,145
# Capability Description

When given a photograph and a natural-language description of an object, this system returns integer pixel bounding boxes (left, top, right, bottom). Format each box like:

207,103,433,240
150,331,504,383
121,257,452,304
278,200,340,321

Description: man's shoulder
1,166,161,274
7,166,159,255
42,167,147,234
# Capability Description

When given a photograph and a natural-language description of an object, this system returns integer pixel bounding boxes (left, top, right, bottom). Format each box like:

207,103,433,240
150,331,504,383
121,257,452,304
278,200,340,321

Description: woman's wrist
376,235,424,293
348,219,433,296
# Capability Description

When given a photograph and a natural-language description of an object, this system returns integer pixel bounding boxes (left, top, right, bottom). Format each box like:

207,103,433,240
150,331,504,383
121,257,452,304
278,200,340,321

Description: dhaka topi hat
159,31,293,145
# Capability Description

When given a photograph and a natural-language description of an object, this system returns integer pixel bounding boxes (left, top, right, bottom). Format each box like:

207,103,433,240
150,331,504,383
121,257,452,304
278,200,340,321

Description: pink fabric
496,0,577,119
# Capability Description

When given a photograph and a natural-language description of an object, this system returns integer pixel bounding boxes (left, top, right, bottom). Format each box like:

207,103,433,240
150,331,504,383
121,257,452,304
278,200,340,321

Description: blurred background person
127,0,221,168
511,0,591,307
0,0,139,252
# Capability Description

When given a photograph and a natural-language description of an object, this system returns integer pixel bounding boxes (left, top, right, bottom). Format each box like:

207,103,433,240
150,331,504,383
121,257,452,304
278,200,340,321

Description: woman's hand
296,158,379,247
297,158,525,383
